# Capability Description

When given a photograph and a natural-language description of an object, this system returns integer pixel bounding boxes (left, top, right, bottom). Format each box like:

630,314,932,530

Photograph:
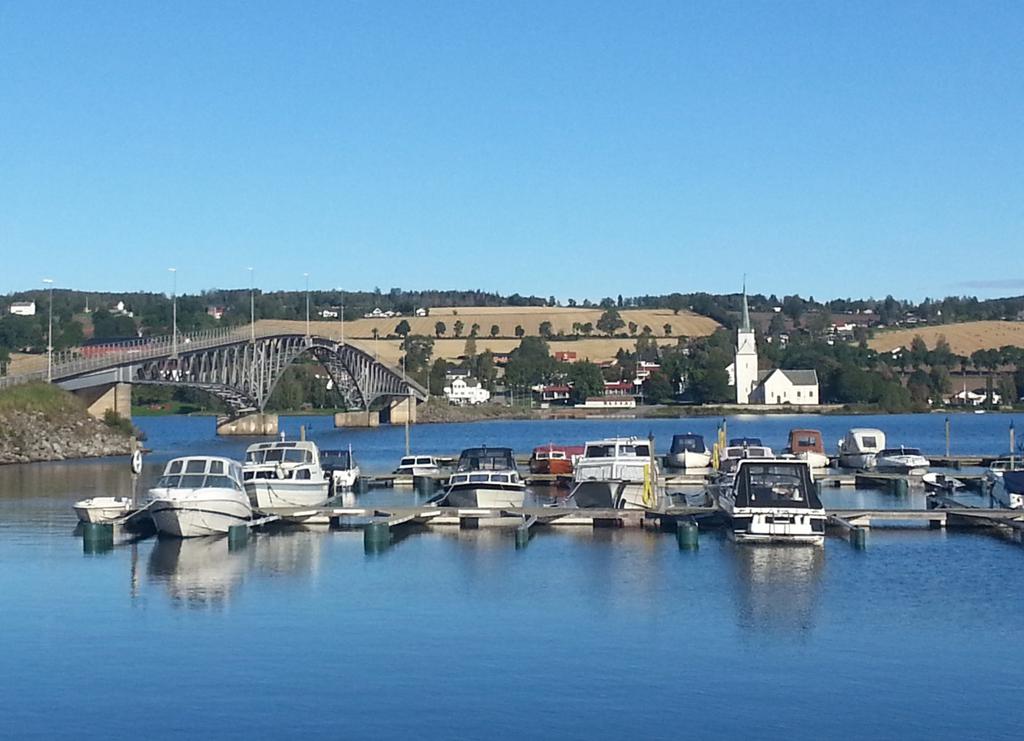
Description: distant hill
868,320,1024,355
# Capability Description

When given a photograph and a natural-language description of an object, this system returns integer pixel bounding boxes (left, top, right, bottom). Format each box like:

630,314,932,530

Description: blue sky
1,1,1021,301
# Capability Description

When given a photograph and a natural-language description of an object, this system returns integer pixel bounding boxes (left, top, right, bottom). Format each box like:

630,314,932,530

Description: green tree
401,335,434,382
504,336,553,390
597,308,625,336
663,323,672,336
539,321,553,338
434,321,446,338
453,320,465,338
642,370,674,404
475,350,498,391
470,322,480,337
463,335,477,358
490,324,500,338
567,360,604,402
514,325,525,338
627,321,638,335
394,319,411,337
666,293,686,315
428,358,448,395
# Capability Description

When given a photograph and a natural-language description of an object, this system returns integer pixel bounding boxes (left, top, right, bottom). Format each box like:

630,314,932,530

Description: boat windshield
585,443,650,458
671,436,705,454
456,448,515,472
322,450,353,468
247,448,311,464
156,473,241,490
879,448,922,457
735,462,820,509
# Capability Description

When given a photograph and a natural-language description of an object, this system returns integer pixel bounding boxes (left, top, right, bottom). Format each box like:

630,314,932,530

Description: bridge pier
386,396,417,425
74,383,132,422
334,411,380,428
216,413,279,436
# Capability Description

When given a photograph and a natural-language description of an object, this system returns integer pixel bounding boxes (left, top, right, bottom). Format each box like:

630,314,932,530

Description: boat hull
665,450,712,469
725,510,826,544
569,481,656,509
150,497,252,538
838,453,876,470
328,467,361,490
74,497,133,523
797,451,830,469
245,480,330,509
444,485,525,508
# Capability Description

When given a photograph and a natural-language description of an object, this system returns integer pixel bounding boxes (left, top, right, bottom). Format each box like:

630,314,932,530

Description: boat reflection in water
147,531,324,608
729,543,825,634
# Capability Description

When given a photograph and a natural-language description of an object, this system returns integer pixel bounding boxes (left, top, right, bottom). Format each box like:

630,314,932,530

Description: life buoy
130,449,143,476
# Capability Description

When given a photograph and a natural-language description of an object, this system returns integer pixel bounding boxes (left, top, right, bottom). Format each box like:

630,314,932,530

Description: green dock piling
228,525,249,550
82,522,114,554
891,478,909,496
364,521,391,552
850,526,868,549
676,520,699,549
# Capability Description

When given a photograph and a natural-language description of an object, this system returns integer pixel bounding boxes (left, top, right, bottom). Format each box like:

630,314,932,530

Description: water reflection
729,543,825,635
146,530,325,609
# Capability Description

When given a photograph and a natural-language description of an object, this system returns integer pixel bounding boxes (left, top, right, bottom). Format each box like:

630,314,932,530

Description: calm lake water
0,413,1021,739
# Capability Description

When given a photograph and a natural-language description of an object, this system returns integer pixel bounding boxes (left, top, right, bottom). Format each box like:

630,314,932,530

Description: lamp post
248,267,255,344
43,278,54,381
304,272,310,339
168,268,177,357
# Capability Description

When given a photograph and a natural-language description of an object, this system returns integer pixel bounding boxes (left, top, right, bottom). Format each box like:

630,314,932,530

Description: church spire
741,277,750,333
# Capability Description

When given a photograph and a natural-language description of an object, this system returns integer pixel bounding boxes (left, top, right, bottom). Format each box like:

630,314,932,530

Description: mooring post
891,478,909,496
850,526,867,549
82,522,114,554
414,475,437,497
676,519,699,550
364,521,391,552
228,524,249,550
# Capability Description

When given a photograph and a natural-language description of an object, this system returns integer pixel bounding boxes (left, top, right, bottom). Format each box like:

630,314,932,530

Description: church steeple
741,278,751,332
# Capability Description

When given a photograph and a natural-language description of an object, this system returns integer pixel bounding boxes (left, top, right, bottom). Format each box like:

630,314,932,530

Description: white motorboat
838,428,886,469
718,443,774,473
783,429,829,470
148,456,252,538
73,496,134,523
922,472,966,493
990,471,1024,509
709,458,825,544
438,447,526,508
874,447,930,476
321,447,361,490
568,436,662,509
394,455,442,477
665,433,711,469
242,440,330,509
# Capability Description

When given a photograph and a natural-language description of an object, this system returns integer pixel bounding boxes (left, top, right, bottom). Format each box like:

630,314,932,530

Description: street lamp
248,267,255,343
42,278,54,381
168,268,177,358
304,272,310,339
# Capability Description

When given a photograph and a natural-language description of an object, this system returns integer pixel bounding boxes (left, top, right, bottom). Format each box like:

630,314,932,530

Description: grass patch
0,382,85,417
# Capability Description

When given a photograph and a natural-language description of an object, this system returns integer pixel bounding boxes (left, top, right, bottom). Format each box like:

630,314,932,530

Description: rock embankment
0,383,135,464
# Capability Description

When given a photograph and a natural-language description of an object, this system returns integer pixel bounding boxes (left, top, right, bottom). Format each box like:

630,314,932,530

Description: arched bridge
0,326,426,417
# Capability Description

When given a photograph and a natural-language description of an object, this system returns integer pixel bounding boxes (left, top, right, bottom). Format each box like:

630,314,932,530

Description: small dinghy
922,472,965,493
73,496,134,523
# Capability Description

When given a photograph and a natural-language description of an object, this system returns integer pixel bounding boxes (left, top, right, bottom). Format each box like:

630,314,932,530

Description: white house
415,308,428,317
575,395,637,410
444,377,491,405
730,284,819,406
949,387,1000,406
9,301,36,316
320,309,339,319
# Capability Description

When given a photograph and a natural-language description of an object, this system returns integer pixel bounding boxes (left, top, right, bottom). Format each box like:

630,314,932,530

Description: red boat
529,445,585,476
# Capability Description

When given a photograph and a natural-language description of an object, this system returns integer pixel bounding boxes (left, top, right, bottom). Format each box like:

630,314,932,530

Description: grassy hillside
0,382,86,418
868,321,1024,355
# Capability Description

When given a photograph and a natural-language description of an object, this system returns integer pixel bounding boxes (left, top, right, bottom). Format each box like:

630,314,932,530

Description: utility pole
248,267,255,344
304,272,310,339
43,278,54,381
168,268,177,358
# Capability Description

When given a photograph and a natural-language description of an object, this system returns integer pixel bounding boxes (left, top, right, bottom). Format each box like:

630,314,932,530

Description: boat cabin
245,441,320,466
583,438,652,459
396,455,440,471
729,437,762,447
449,471,521,486
455,447,516,472
734,460,821,509
787,429,824,455
877,446,923,458
841,429,886,454
321,449,357,472
156,457,244,491
670,434,707,454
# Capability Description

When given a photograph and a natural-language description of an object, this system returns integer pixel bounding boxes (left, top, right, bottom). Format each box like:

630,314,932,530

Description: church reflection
729,544,825,634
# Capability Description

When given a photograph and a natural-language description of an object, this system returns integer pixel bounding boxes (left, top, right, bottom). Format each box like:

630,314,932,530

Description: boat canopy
246,447,313,464
734,461,821,509
844,429,885,451
584,440,651,458
729,437,762,447
399,456,438,467
1002,471,1024,494
788,429,823,454
321,449,356,469
670,434,706,454
456,447,516,472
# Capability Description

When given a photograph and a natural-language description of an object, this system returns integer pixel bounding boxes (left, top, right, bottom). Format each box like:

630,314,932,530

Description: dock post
815,480,824,498
891,478,909,496
676,520,699,550
82,522,114,554
414,475,437,497
850,526,867,549
515,527,530,549
364,521,391,552
228,524,249,550
353,477,366,495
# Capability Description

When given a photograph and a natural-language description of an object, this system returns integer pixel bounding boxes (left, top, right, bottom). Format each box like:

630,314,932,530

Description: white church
726,289,820,406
